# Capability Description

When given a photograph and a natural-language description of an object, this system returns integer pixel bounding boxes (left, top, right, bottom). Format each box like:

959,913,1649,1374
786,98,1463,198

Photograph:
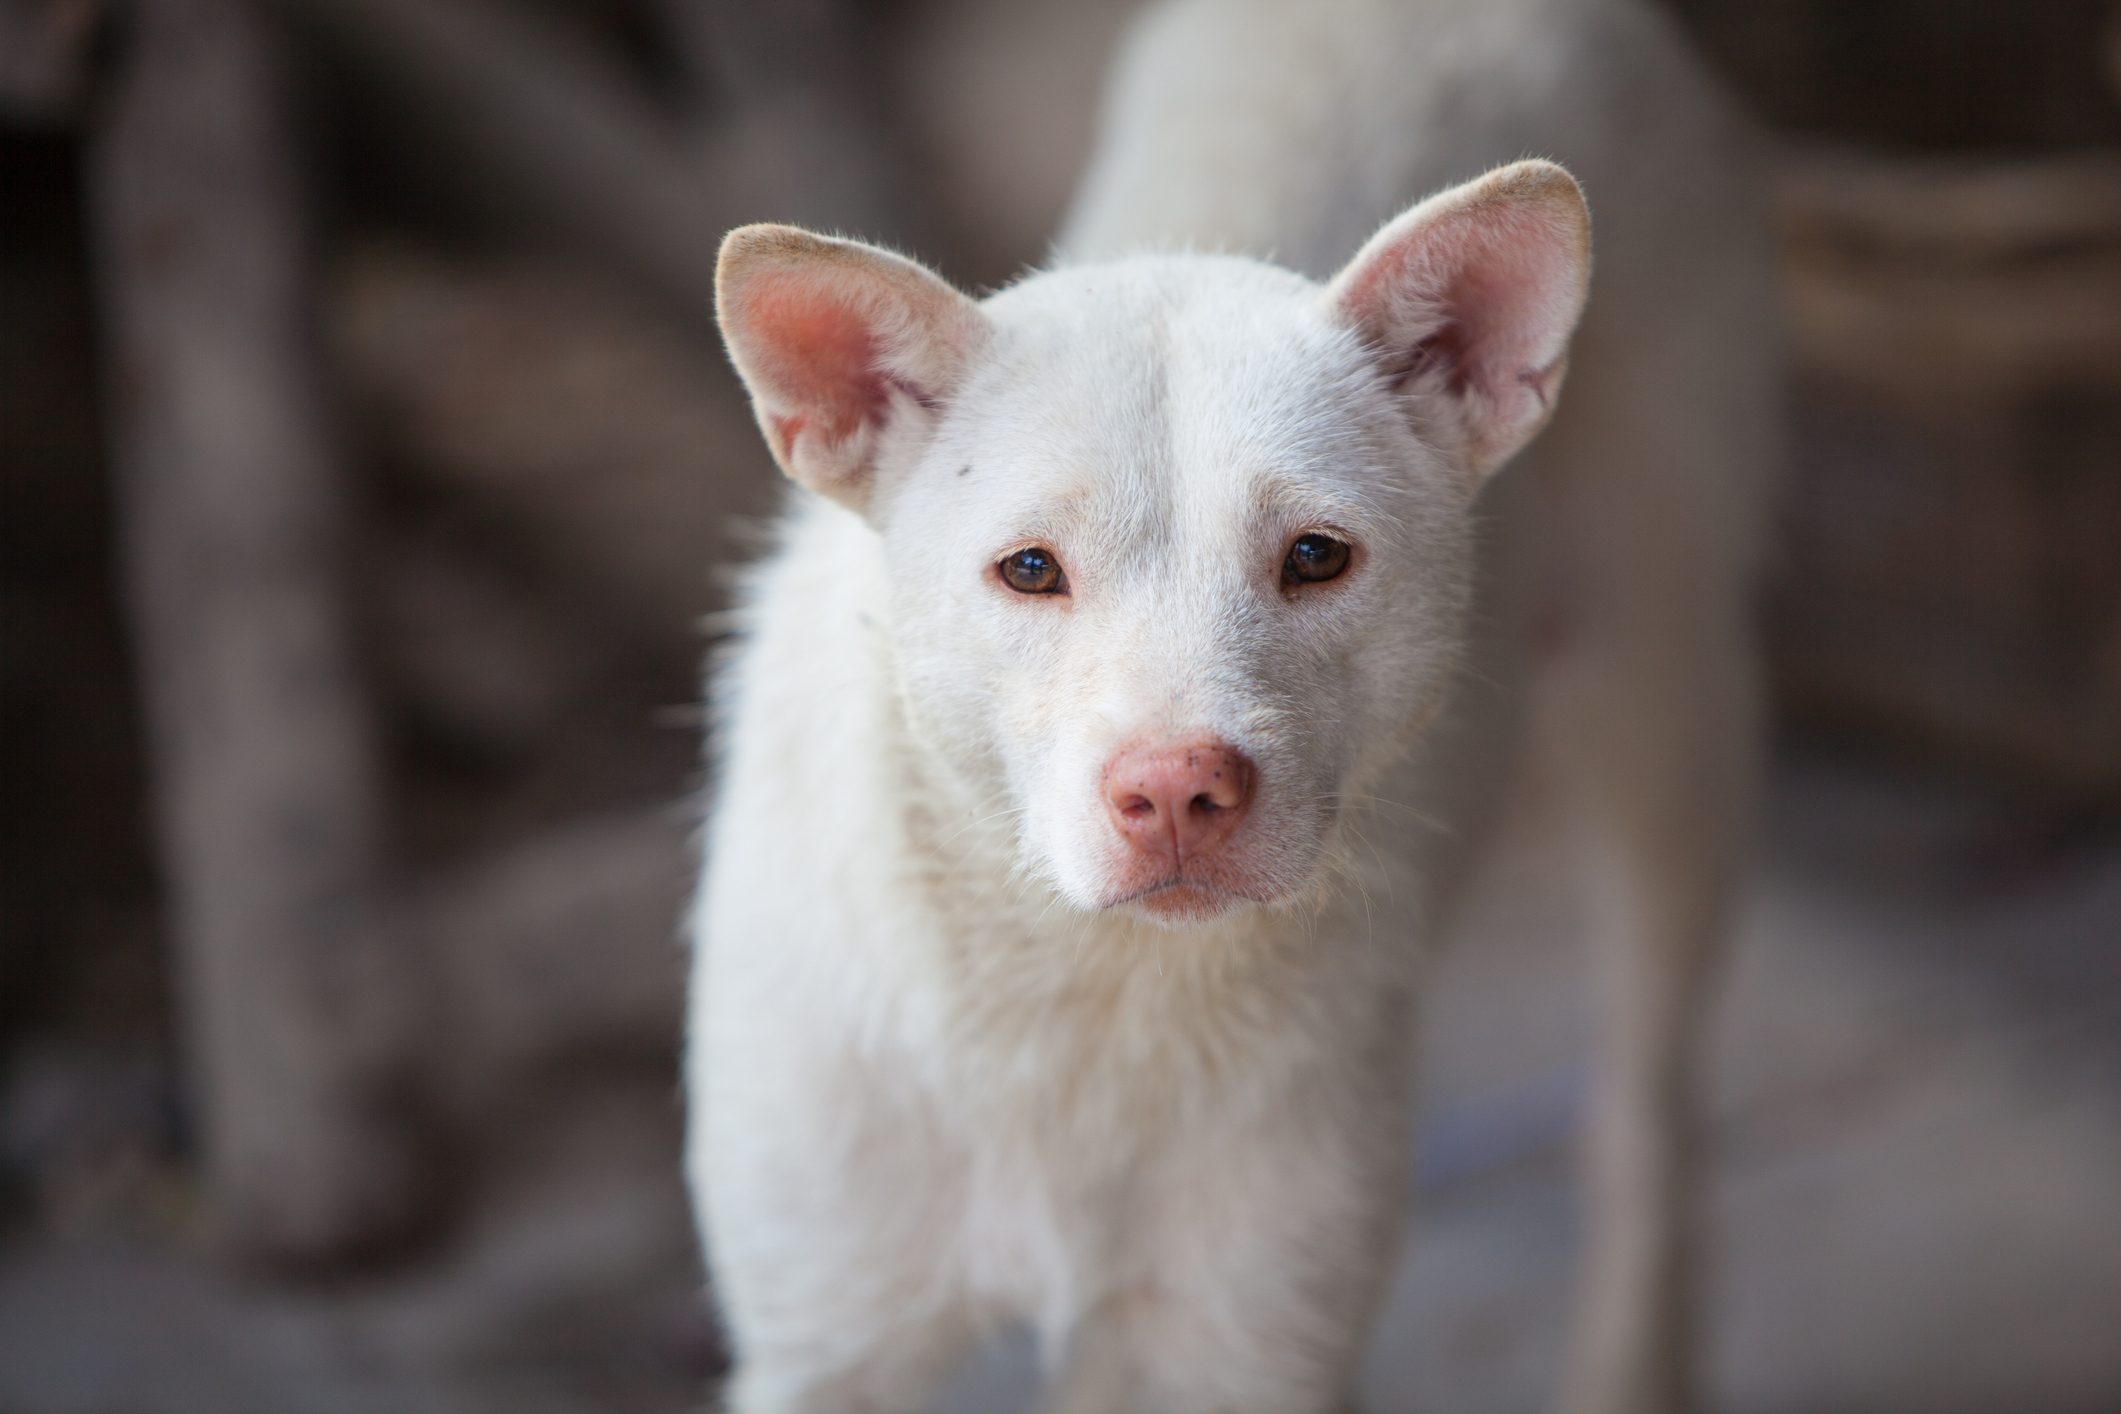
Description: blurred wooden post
655,0,915,243
0,0,104,122
265,0,924,329
88,0,429,1263
266,0,729,328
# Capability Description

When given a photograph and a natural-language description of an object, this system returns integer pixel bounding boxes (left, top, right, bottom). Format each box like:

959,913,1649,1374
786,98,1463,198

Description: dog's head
716,162,1590,924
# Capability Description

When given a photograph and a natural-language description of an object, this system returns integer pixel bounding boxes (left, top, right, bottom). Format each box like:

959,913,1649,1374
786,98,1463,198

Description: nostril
1103,738,1255,860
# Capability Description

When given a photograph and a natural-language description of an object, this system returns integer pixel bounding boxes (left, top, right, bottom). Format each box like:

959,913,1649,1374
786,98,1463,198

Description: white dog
687,1,1777,1411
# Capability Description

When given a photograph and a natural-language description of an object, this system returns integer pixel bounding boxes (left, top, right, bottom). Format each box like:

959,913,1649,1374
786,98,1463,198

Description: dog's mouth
1105,876,1266,923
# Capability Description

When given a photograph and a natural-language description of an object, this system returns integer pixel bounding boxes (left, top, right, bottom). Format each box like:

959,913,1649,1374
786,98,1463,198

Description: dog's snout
1103,740,1254,863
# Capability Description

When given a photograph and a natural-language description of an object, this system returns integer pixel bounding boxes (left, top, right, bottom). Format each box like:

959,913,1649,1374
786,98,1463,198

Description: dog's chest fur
702,493,1428,1106
693,499,1436,1338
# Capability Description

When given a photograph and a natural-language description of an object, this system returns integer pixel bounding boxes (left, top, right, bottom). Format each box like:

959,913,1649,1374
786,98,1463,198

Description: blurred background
1,1,2118,1411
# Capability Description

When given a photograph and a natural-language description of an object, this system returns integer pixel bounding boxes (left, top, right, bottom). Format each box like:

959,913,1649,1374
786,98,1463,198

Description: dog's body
688,1,1777,1411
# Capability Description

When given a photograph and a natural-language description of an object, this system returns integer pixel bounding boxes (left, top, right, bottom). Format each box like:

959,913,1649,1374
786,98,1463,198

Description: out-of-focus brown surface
1674,0,2121,802
1771,151,2121,797
2,1,2118,1410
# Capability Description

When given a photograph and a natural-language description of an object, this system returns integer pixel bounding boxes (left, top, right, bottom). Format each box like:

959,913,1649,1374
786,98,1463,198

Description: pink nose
1103,739,1255,864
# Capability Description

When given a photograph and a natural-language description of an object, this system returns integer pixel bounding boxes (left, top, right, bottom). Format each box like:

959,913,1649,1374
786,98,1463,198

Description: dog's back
1066,0,1778,557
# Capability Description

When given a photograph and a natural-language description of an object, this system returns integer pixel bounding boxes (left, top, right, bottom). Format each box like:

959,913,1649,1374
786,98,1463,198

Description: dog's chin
1120,880,1245,926
1050,828,1326,928
1095,872,1295,927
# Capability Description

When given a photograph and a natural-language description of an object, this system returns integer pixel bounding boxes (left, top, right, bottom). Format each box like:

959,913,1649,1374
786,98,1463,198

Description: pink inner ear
1347,208,1571,405
741,274,891,461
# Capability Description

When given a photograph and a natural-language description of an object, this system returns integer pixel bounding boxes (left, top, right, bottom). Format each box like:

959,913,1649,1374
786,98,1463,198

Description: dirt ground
4,752,2118,1414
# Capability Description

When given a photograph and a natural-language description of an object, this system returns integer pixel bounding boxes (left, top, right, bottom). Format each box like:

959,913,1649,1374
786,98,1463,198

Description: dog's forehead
956,258,1380,532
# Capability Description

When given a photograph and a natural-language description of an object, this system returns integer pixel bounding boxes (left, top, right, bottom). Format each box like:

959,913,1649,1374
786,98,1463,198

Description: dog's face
718,162,1590,924
879,258,1471,920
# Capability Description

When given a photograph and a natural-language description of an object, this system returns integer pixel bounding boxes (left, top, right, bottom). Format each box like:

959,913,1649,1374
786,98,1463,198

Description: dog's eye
999,547,1067,595
1283,533,1352,586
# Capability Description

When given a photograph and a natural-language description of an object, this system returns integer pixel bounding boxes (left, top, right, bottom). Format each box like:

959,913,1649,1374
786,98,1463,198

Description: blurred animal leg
1038,1295,1370,1414
1544,619,1759,1414
719,1300,971,1414
1035,1101,1403,1414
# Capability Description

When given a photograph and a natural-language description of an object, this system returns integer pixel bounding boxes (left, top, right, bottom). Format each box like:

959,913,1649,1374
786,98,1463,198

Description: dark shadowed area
2,1,2118,1410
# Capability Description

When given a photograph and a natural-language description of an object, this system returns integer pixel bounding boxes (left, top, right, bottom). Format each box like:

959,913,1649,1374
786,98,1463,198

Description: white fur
688,1,1778,1411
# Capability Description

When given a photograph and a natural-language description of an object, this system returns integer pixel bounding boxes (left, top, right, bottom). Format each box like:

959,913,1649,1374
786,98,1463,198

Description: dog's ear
1325,160,1591,483
717,225,989,515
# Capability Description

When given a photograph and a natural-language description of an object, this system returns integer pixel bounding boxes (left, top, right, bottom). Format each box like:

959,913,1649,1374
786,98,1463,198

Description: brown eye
1000,546,1066,595
1283,533,1352,586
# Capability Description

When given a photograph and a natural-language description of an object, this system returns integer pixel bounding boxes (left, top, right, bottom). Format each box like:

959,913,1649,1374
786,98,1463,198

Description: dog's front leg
1039,1288,1374,1414
693,1026,975,1414
1036,1087,1407,1414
